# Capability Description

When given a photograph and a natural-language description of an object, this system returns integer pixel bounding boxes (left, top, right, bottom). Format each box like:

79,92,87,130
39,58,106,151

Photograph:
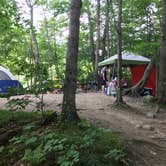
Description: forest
0,0,166,165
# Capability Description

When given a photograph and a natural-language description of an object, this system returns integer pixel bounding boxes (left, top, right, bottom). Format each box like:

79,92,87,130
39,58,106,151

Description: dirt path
0,93,166,166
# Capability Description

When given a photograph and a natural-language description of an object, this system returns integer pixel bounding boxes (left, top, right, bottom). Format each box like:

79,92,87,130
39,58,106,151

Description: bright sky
16,0,44,28
15,0,89,44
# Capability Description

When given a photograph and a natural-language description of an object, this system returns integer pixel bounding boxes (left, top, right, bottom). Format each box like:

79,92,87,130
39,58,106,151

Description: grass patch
0,111,128,166
0,110,40,127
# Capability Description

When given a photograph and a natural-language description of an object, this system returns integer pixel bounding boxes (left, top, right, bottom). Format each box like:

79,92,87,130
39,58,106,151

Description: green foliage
0,111,127,166
57,145,79,166
22,146,45,165
0,110,39,127
0,0,162,89
105,149,128,165
0,146,4,153
6,98,32,111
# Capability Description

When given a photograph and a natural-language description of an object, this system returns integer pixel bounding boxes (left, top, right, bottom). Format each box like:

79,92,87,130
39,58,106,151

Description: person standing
105,65,111,86
100,66,106,92
100,65,111,92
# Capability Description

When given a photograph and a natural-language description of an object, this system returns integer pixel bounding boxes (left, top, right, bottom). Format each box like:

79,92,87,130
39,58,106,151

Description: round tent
0,66,16,80
0,65,22,94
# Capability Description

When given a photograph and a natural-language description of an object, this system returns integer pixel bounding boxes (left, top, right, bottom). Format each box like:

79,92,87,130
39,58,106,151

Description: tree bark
115,0,124,104
53,12,60,78
87,3,95,72
53,35,60,78
101,0,110,60
26,0,40,65
43,8,53,80
61,0,82,122
94,0,100,82
26,0,40,86
158,0,166,104
106,0,110,58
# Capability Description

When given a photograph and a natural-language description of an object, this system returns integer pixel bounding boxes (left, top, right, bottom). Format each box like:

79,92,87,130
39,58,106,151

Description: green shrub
6,98,32,111
0,114,127,166
0,110,39,126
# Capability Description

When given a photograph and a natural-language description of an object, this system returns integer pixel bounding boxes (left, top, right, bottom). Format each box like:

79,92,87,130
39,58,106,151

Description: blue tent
0,66,23,94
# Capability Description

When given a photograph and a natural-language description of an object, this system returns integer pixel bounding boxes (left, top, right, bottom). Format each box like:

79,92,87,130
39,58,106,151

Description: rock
0,128,21,145
143,95,154,103
135,124,142,129
0,132,11,145
142,125,155,131
146,112,156,118
150,150,157,155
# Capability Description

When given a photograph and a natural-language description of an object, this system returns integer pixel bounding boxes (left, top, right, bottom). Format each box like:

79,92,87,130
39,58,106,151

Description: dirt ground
0,92,166,166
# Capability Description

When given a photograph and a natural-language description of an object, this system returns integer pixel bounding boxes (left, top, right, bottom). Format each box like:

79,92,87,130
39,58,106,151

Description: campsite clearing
0,93,166,165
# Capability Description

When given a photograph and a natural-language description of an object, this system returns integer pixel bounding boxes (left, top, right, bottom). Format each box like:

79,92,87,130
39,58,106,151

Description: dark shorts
101,79,106,85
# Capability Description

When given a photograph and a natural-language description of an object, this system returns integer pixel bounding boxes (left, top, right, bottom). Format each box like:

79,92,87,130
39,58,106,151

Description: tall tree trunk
53,12,60,78
94,0,100,82
61,0,82,122
43,8,53,80
53,35,60,78
26,0,40,65
106,0,110,58
115,0,124,104
110,0,118,56
87,3,95,71
101,0,110,60
26,0,40,85
158,0,166,104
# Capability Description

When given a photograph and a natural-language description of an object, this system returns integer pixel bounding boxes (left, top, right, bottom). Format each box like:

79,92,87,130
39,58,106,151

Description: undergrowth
0,110,128,166
0,110,39,127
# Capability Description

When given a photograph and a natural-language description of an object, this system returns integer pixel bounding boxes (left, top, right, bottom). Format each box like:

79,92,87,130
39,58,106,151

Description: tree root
155,104,160,114
126,137,166,151
126,138,166,166
123,88,141,97
112,100,130,109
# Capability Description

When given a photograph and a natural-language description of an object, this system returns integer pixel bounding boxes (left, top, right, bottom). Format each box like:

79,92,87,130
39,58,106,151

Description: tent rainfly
98,51,150,67
0,66,16,80
0,65,22,94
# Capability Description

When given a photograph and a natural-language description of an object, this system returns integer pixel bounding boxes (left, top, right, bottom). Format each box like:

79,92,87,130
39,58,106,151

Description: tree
25,0,40,65
87,1,95,72
115,0,124,105
101,0,110,59
42,5,53,79
121,0,161,97
0,0,22,64
158,0,166,104
61,0,82,122
25,0,41,88
94,0,100,83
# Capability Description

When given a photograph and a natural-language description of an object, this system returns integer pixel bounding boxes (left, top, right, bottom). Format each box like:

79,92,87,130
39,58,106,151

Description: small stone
142,125,155,131
146,112,156,118
135,124,142,129
150,150,157,155
149,135,156,139
143,95,154,103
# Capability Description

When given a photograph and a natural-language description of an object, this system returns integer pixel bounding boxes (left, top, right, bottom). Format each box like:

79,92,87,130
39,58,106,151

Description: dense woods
0,0,166,165
0,1,163,90
0,0,162,86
